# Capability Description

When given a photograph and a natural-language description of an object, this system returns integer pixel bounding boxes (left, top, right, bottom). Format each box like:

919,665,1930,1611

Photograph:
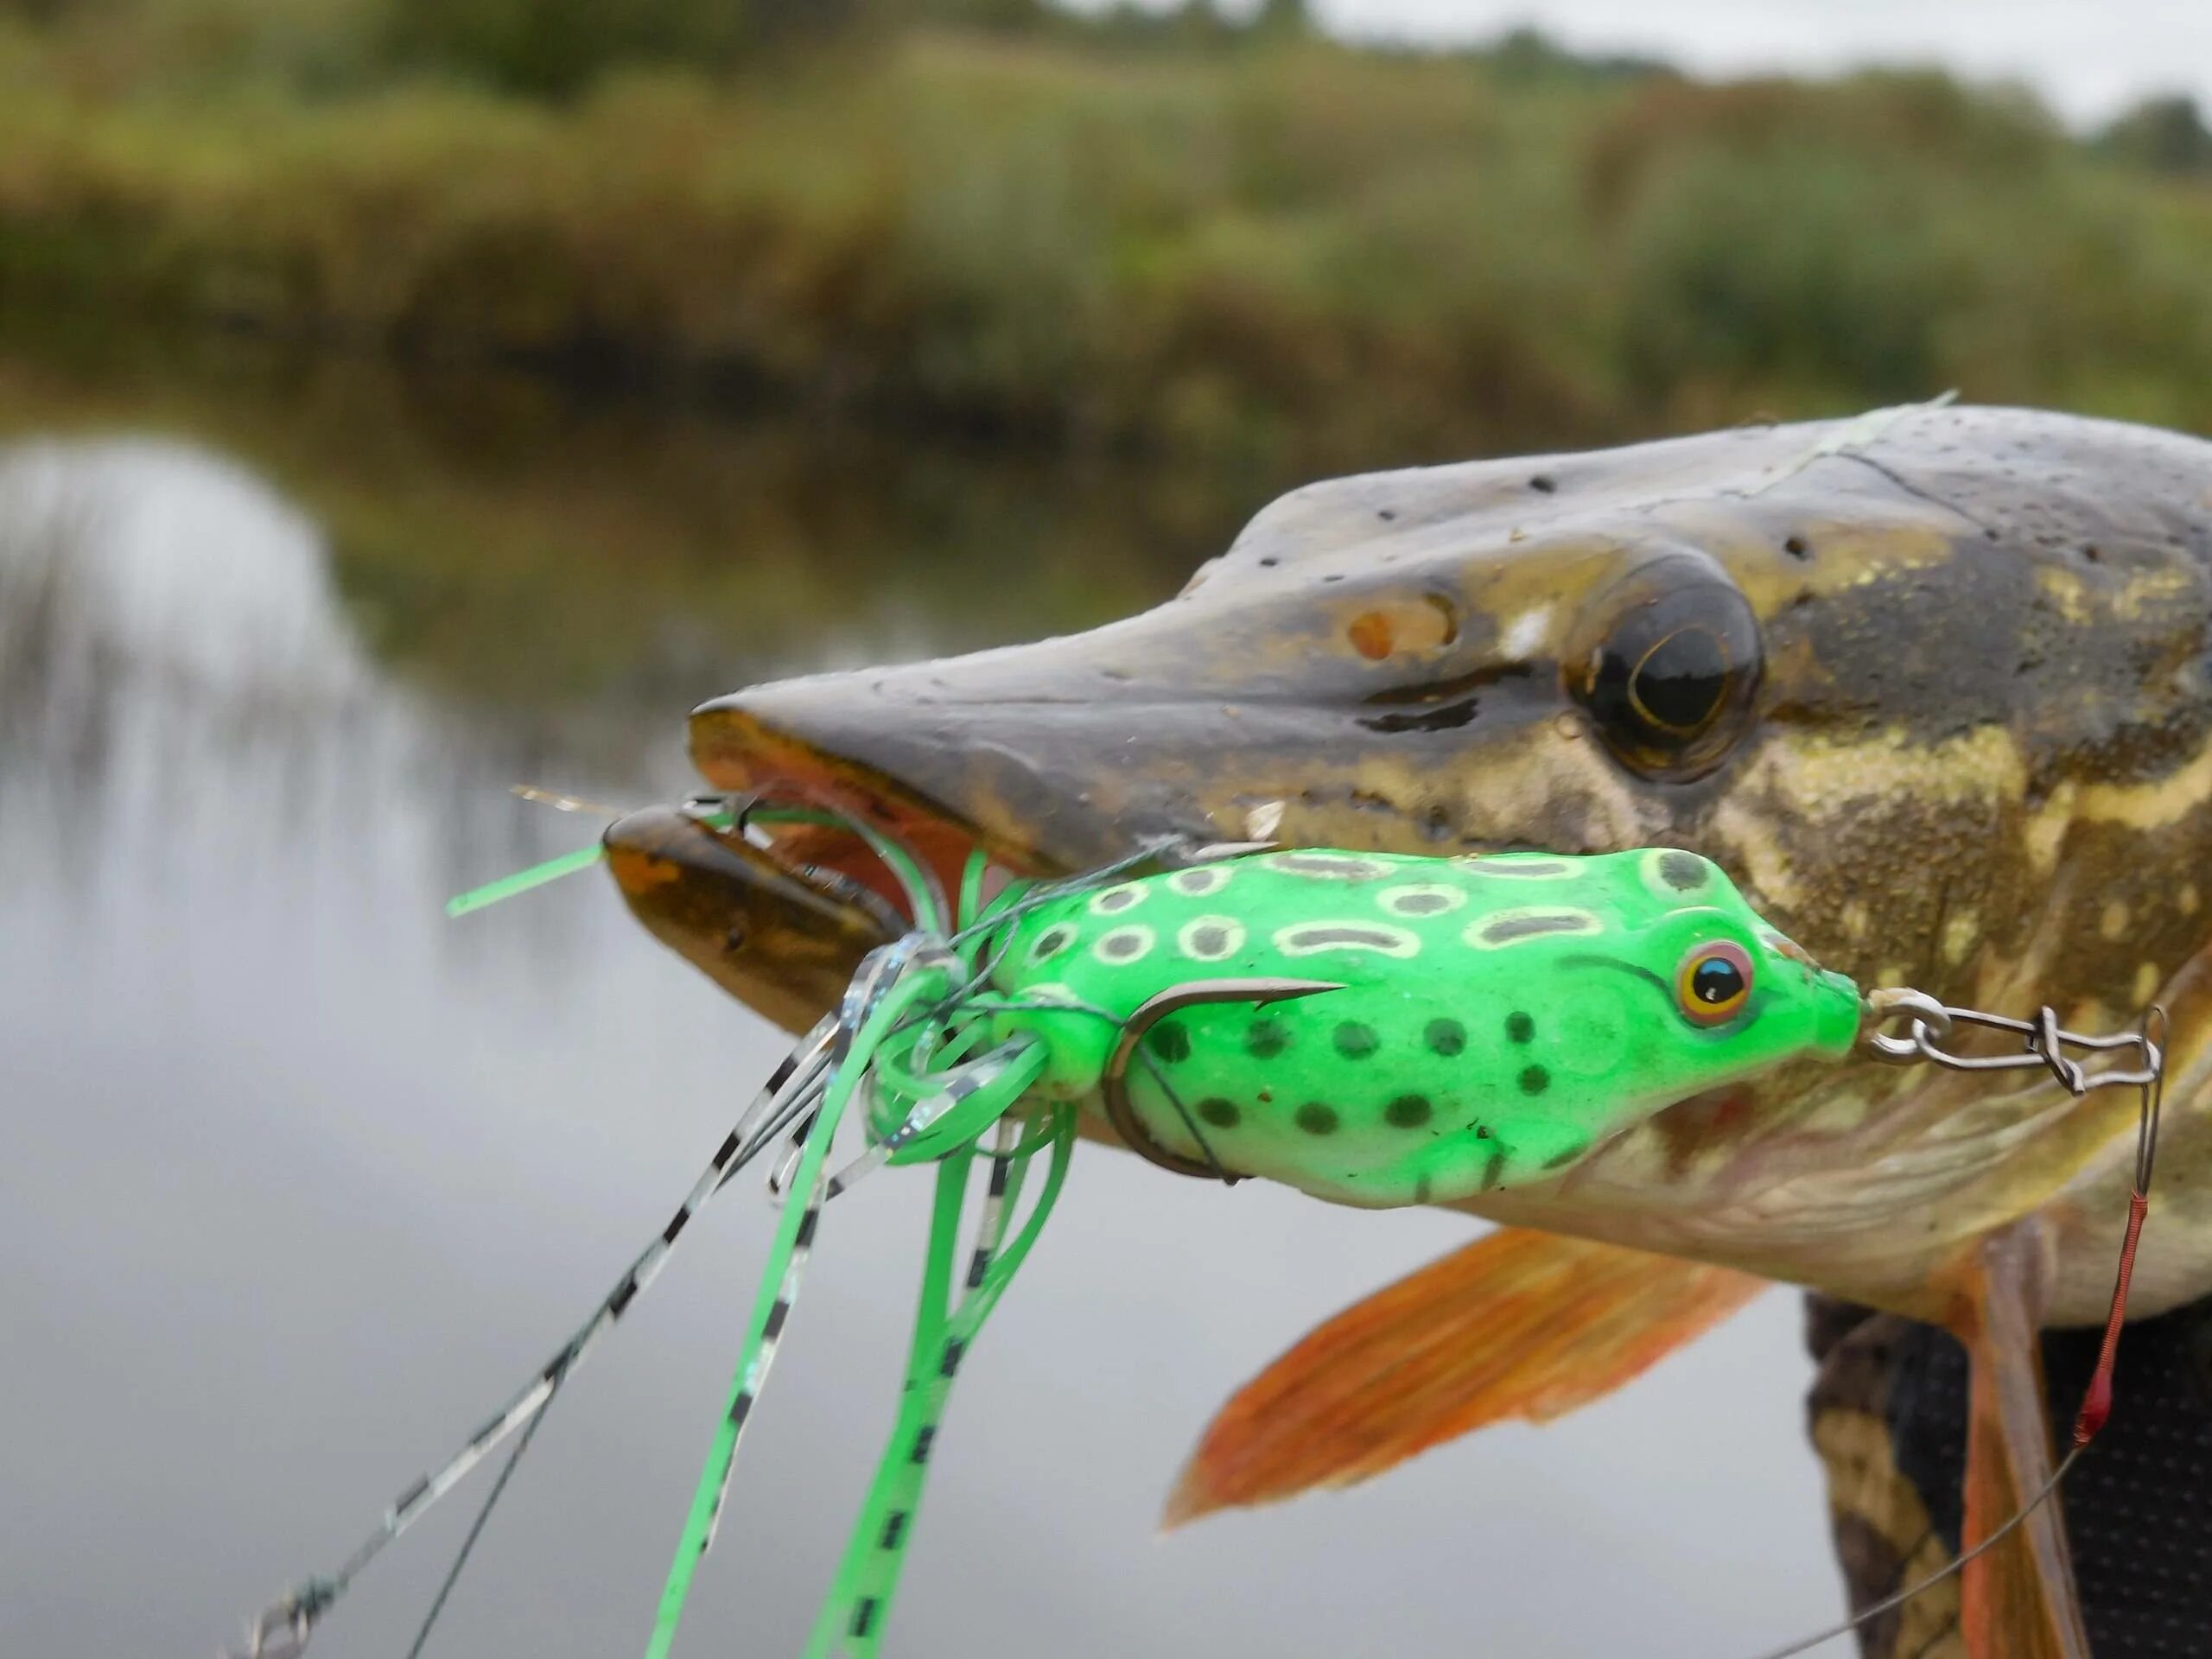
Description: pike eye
1675,941,1753,1027
1630,626,1727,734
1569,561,1761,782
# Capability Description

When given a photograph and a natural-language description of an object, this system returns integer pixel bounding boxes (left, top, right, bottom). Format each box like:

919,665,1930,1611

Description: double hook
1099,977,1342,1182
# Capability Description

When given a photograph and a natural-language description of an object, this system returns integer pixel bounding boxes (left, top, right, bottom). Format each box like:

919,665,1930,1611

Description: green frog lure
230,807,2157,1659
986,842,1861,1199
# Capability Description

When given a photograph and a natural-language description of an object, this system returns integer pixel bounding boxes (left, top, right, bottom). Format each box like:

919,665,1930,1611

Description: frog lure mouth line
229,805,2168,1659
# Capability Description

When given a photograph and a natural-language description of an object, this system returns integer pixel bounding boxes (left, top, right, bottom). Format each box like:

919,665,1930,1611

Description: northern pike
606,404,2212,1659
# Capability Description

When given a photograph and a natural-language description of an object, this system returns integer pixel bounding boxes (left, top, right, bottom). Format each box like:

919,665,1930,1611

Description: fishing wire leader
1745,1001,2169,1659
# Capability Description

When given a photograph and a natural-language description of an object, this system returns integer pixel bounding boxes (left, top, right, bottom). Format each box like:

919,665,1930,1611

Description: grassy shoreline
5,23,2212,474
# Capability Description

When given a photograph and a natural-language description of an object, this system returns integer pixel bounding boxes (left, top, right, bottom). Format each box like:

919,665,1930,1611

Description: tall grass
3,13,2211,474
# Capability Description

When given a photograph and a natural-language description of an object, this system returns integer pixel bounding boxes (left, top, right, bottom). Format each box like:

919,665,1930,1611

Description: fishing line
731,801,947,937
894,837,1181,1052
1746,391,1959,498
401,1371,560,1659
1744,1001,2169,1659
1745,1447,2084,1659
225,1015,839,1657
943,836,1179,957
1134,1043,1234,1185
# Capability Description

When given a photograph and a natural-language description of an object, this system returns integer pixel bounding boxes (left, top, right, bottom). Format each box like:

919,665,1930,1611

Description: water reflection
0,323,1259,714
0,357,1838,1658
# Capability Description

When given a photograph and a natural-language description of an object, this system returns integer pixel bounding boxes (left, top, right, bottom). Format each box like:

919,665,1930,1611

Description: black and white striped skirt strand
231,1015,842,1656
700,1140,830,1556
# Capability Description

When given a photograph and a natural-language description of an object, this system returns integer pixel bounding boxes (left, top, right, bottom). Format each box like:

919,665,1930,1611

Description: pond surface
0,327,1836,1657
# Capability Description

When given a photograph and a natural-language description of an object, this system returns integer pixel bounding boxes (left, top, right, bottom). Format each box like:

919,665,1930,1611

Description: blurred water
0,343,1839,1657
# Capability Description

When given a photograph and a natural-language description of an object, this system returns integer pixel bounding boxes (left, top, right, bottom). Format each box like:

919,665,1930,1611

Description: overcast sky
1311,0,2212,126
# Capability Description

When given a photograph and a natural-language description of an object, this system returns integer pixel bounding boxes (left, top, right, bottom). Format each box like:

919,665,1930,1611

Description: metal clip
1859,987,2164,1096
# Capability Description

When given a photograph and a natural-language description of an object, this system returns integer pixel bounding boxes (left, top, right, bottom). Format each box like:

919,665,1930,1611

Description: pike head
616,404,2212,1319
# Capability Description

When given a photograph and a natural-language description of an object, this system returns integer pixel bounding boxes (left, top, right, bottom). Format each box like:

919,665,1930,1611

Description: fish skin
661,404,2212,1329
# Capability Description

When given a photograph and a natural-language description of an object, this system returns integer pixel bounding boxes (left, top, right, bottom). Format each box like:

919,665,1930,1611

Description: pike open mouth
678,701,1059,928
601,702,1084,1032
616,653,1348,1030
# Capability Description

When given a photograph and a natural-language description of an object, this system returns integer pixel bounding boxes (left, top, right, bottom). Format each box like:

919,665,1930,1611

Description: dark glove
1804,1292,2212,1657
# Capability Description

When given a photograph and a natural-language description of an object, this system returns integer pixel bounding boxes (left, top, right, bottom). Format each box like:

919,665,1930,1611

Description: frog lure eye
231,810,2169,1659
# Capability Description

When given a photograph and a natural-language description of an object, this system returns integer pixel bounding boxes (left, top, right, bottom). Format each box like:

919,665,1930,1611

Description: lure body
987,847,1861,1207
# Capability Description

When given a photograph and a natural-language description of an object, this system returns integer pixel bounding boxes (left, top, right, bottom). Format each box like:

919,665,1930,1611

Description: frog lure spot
985,844,1863,1205
245,813,2167,1659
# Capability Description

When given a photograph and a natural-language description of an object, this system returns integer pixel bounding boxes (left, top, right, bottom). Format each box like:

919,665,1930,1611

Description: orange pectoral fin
1163,1227,1765,1526
1953,1223,2090,1659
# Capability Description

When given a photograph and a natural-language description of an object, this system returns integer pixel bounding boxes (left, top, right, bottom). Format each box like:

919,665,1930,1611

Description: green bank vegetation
3,0,2212,474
